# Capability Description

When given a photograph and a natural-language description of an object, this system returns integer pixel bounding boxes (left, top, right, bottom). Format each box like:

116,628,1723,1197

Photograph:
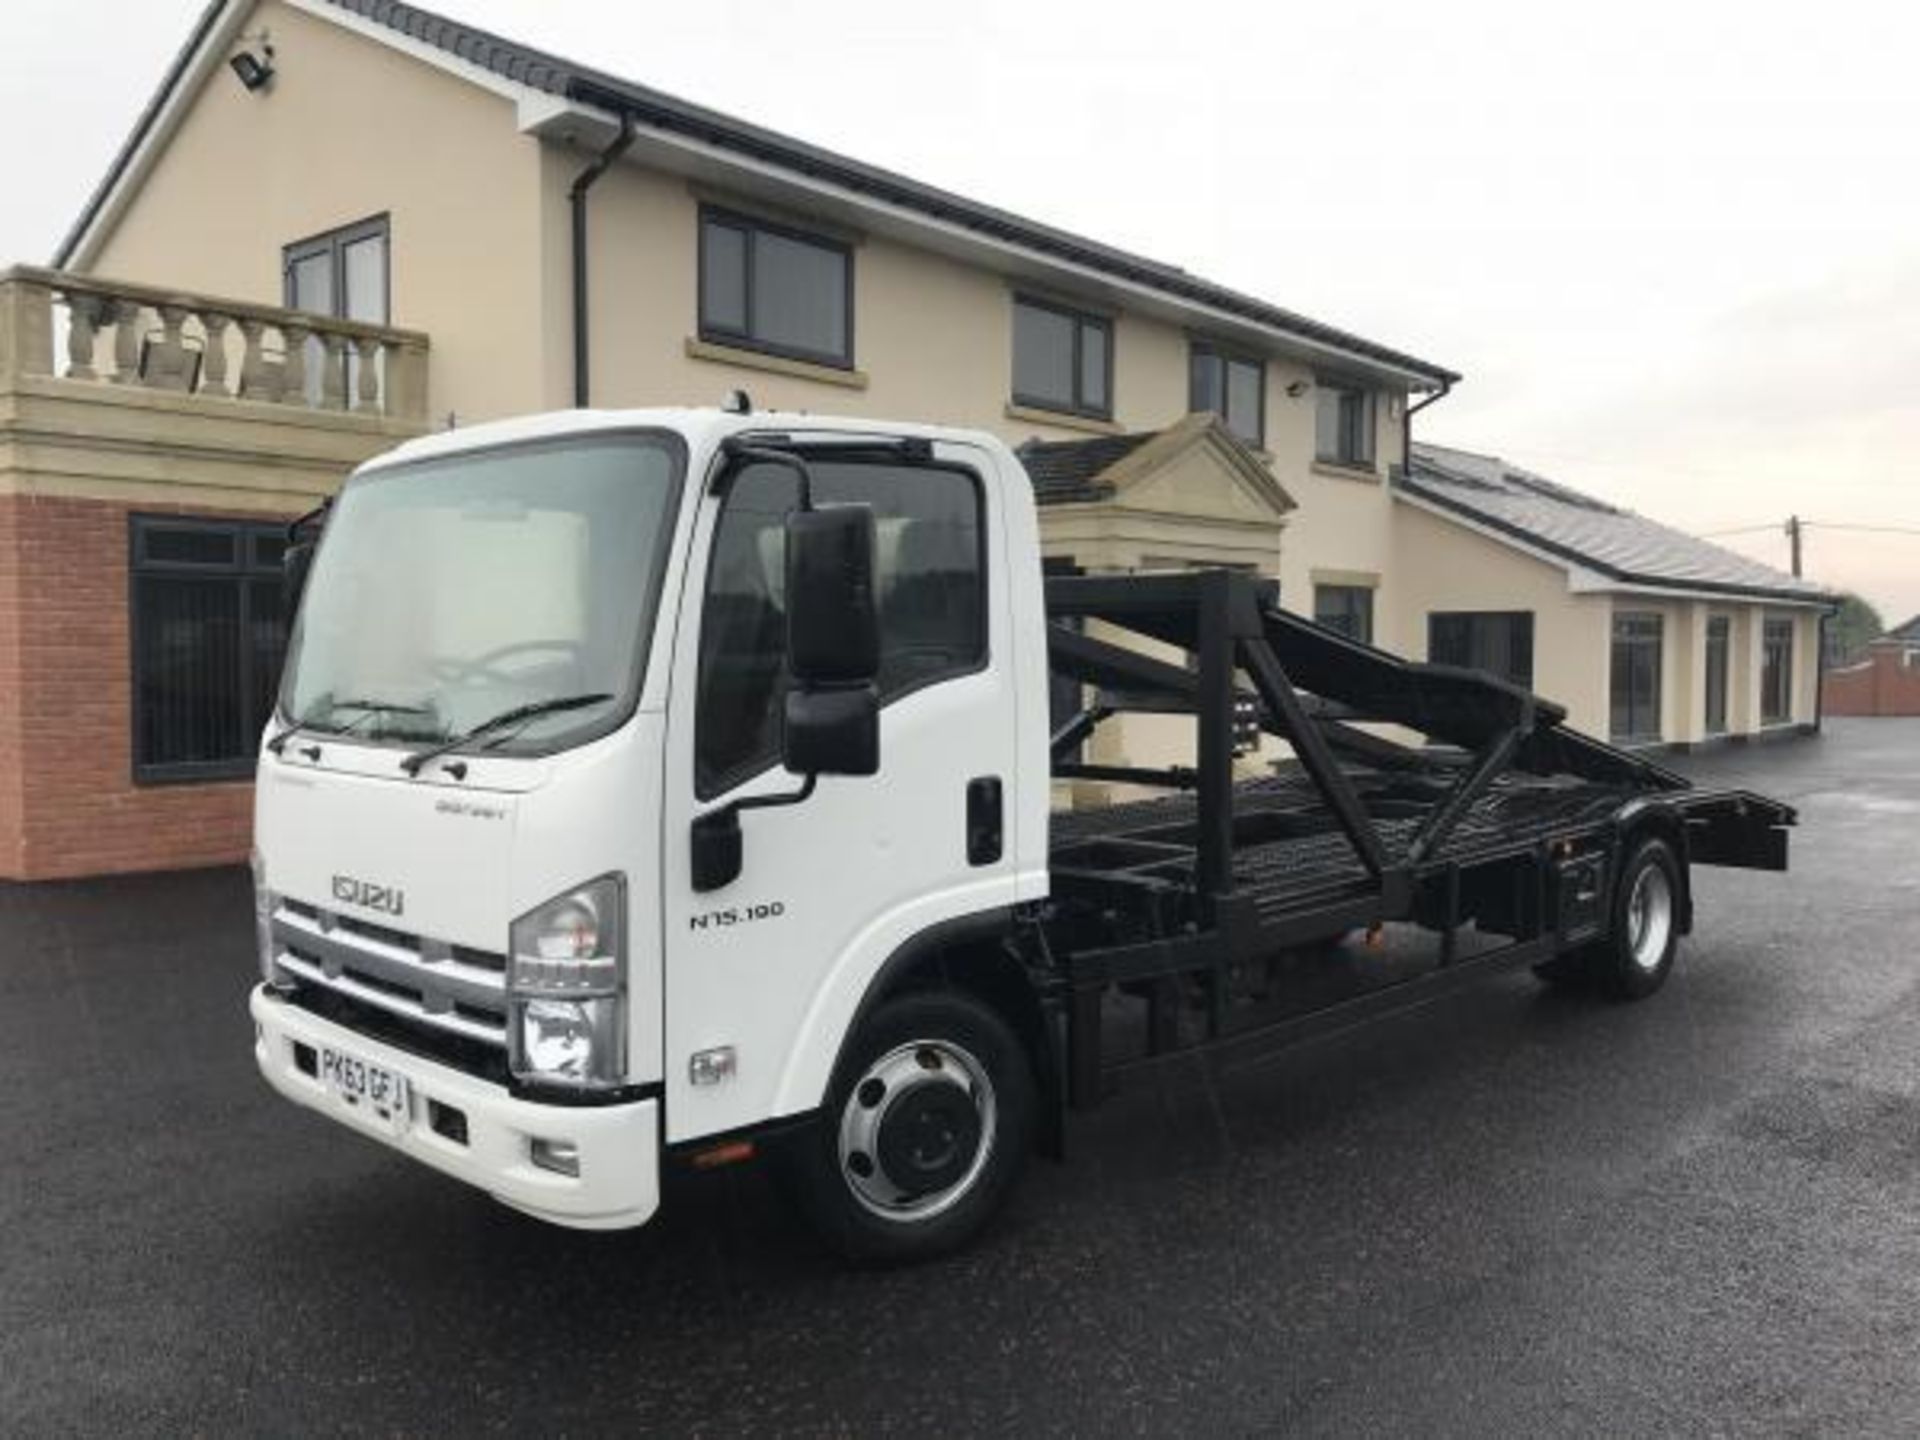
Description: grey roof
58,0,1456,388
1404,443,1833,605
1016,432,1156,505
1881,615,1920,643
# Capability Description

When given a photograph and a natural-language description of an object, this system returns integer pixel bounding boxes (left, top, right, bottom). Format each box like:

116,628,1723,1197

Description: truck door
660,440,1023,1143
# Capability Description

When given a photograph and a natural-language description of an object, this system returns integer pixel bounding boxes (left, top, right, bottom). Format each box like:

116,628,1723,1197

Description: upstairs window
699,207,853,368
284,214,389,406
1762,616,1795,723
696,456,986,797
1430,610,1535,689
1313,584,1374,644
1190,344,1264,445
1012,296,1111,420
131,515,290,782
1315,379,1376,468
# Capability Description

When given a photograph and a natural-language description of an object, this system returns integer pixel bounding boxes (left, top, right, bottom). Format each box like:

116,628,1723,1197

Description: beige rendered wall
1390,500,1611,731
83,0,549,425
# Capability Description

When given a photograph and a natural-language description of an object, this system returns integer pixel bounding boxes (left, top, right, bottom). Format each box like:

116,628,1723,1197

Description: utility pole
1786,514,1803,578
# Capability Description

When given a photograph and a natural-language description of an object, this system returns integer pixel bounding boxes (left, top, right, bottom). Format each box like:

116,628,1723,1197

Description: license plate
320,1045,410,1131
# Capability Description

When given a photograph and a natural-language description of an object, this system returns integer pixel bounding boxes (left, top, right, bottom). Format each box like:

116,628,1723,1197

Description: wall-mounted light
229,41,275,93
1285,379,1311,399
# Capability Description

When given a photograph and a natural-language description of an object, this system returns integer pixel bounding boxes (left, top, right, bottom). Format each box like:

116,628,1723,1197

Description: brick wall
1824,646,1920,717
0,493,294,881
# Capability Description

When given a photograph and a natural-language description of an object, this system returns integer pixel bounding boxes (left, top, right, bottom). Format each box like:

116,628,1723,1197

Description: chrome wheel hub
838,1040,997,1222
1626,864,1674,973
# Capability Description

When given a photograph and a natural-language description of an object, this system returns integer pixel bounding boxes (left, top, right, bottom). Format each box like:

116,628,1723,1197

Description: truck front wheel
783,990,1034,1263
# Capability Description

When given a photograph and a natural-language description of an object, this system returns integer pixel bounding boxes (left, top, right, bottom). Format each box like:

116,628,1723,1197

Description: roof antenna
721,389,753,415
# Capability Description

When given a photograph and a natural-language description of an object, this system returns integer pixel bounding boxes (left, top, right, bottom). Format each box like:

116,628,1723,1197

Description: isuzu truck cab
251,404,1794,1261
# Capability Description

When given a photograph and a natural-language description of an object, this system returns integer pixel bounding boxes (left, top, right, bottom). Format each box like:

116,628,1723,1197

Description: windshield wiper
399,693,614,777
266,697,434,756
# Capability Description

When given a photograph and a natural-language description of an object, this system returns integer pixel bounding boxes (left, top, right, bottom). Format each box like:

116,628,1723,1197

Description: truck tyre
1593,836,1682,1000
1537,837,1681,999
782,989,1034,1264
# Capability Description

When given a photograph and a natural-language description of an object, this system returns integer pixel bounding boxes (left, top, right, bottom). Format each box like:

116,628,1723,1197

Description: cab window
695,456,986,797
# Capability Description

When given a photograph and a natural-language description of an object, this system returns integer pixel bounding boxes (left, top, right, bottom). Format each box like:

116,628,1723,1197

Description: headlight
251,848,279,985
508,875,627,1089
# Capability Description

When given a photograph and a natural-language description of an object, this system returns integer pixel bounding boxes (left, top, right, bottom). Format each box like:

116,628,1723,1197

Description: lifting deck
1035,569,1795,1107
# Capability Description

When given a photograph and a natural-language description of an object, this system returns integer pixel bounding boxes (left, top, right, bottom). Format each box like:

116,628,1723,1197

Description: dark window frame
1704,614,1731,735
1761,616,1795,725
1314,376,1377,468
130,513,292,785
697,205,856,370
1189,341,1265,446
1428,610,1536,689
282,213,391,323
693,455,992,801
1312,583,1375,644
1011,293,1113,422
1610,611,1665,744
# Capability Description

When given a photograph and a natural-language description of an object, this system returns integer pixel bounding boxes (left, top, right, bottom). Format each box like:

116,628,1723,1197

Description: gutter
568,116,635,408
1402,377,1452,481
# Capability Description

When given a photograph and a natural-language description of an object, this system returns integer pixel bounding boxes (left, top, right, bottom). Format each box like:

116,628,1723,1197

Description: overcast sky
4,0,1917,620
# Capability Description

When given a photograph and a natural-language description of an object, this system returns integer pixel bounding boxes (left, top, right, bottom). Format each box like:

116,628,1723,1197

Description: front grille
269,901,509,1050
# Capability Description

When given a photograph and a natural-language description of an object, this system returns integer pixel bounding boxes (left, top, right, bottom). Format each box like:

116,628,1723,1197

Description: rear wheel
782,990,1034,1264
1534,836,1681,999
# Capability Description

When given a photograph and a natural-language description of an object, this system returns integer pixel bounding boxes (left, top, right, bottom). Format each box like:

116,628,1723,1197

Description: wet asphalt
3,718,1918,1436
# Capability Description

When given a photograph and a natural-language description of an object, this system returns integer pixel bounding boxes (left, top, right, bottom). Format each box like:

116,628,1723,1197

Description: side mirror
284,537,316,611
785,505,879,685
283,499,330,612
782,503,882,778
784,686,878,776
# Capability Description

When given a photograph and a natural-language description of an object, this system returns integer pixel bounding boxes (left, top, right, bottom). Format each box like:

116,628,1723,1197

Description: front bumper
250,985,660,1231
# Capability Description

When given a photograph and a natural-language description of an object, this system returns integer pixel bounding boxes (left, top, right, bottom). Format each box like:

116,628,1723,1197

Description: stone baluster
236,317,273,401
279,322,310,406
319,331,348,410
353,336,382,413
200,311,231,396
64,293,105,381
145,303,192,391
109,298,144,383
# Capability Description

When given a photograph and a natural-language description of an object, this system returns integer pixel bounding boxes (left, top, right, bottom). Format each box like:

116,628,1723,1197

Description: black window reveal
132,515,290,782
1610,612,1664,743
1429,611,1535,689
698,207,853,368
1314,380,1376,468
1190,344,1264,446
1762,616,1794,724
284,215,390,407
695,457,986,797
1705,615,1731,735
1012,296,1111,420
1313,584,1375,644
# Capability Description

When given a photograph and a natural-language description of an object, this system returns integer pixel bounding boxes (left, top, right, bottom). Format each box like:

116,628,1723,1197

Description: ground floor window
1610,612,1664,743
1313,584,1375,644
1705,615,1731,734
1762,616,1795,724
131,515,289,782
1428,610,1534,688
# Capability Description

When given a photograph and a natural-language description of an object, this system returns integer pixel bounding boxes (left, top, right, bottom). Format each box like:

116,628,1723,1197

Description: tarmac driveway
3,718,1919,1434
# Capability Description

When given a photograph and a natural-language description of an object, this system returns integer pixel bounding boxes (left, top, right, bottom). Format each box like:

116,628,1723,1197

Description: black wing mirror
782,503,880,777
284,499,330,611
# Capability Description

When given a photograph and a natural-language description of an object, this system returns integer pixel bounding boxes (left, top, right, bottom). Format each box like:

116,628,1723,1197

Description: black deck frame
1036,570,1794,1106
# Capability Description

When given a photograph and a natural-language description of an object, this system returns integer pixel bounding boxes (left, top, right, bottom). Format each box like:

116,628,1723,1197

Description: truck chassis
1031,568,1792,1106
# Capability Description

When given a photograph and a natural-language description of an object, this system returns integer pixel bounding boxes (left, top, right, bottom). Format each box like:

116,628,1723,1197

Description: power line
1698,520,1920,540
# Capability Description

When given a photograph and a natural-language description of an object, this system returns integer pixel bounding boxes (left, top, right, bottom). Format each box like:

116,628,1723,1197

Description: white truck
250,404,1793,1261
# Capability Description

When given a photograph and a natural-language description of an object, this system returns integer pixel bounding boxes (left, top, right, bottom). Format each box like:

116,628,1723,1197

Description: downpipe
569,116,635,408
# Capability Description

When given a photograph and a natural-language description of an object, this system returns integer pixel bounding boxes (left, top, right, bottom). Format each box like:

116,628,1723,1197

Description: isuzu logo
332,874,405,917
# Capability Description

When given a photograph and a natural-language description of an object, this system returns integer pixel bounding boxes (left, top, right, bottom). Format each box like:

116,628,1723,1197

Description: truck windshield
280,432,684,756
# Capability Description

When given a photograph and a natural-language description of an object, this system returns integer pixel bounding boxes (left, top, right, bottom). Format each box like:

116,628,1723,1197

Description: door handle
967,776,1002,866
